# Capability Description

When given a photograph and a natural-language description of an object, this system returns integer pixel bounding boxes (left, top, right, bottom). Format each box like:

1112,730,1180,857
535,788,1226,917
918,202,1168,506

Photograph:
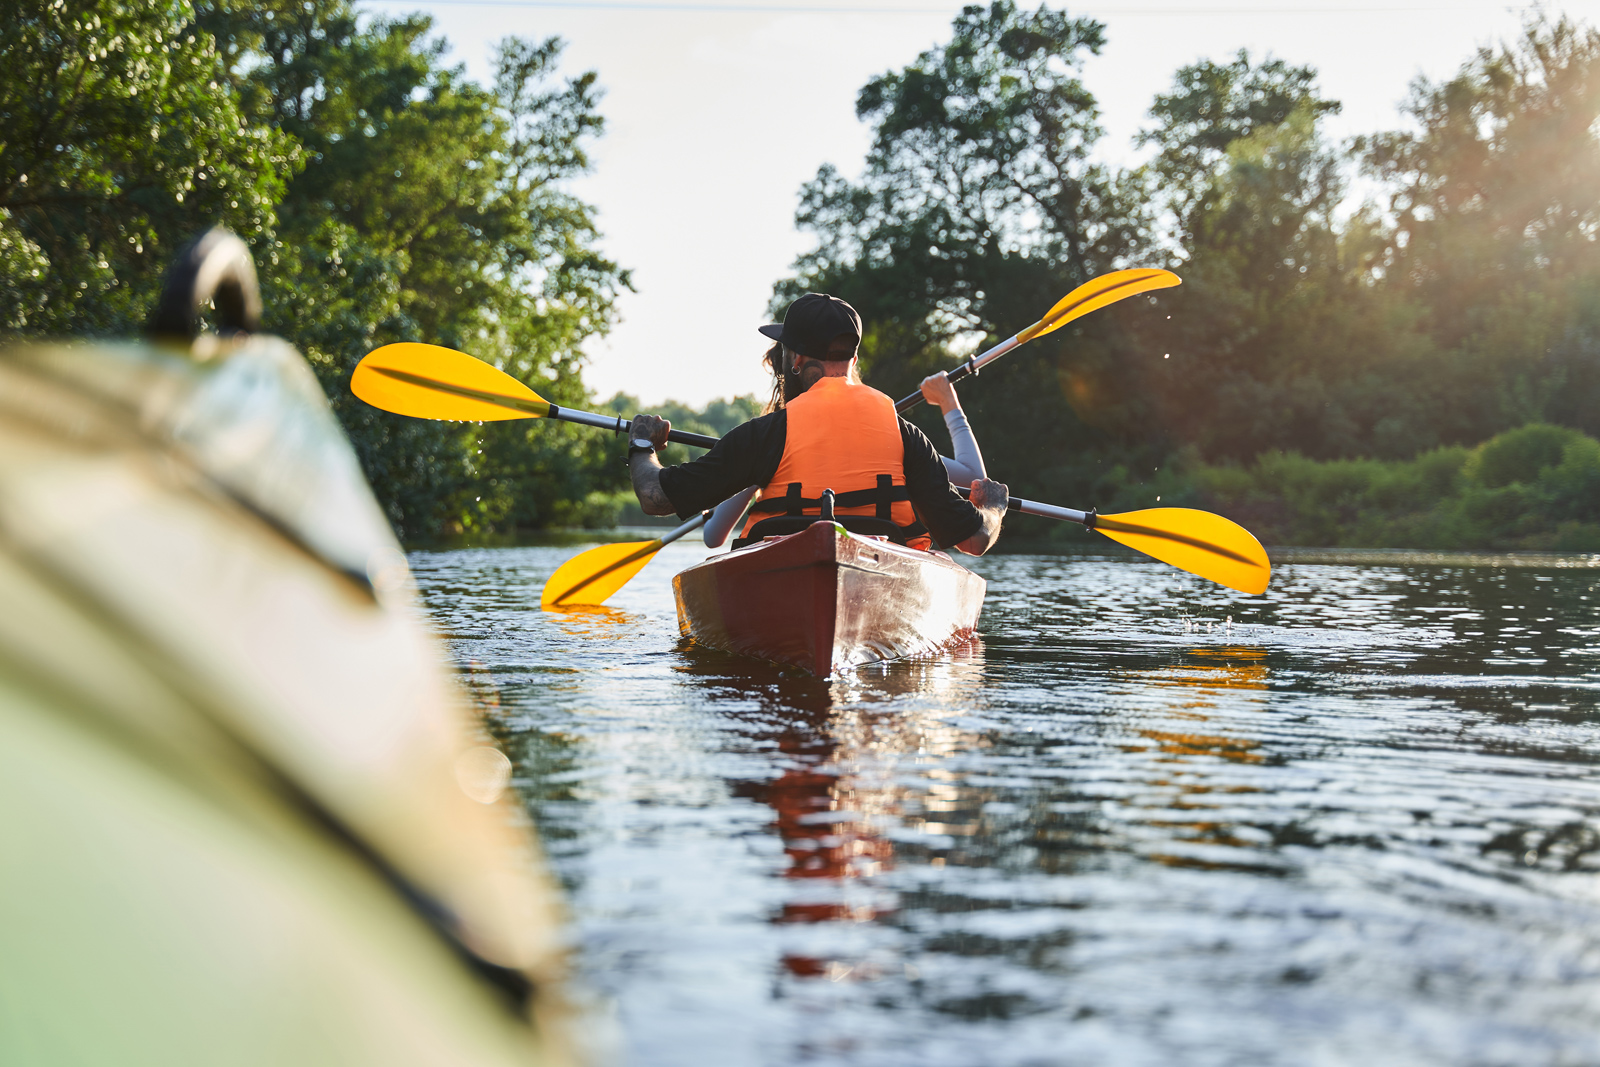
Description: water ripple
411,542,1600,1066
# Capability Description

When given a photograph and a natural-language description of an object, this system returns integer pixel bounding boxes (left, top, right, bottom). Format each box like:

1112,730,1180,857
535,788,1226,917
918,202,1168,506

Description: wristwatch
628,436,657,459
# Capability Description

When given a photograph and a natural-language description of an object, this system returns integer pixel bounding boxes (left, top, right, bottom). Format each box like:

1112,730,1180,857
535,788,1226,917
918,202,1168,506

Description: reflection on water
411,543,1600,1066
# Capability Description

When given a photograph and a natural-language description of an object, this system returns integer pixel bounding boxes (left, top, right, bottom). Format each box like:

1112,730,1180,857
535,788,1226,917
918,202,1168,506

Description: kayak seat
732,515,910,549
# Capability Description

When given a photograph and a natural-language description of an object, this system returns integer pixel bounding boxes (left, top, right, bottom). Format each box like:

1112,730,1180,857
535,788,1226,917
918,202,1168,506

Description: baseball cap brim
757,323,784,342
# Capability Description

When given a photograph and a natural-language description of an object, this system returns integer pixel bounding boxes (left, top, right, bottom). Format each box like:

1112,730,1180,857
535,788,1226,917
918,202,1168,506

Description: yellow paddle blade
352,342,552,422
541,539,664,607
1094,507,1271,595
1018,268,1182,343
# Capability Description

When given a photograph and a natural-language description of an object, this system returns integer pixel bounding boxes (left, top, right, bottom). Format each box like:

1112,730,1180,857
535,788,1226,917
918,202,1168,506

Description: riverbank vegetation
775,4,1600,552
1,0,626,541
5,0,1599,548
1090,424,1600,551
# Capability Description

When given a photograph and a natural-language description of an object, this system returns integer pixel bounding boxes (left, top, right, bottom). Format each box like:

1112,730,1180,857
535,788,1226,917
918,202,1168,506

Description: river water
410,540,1600,1067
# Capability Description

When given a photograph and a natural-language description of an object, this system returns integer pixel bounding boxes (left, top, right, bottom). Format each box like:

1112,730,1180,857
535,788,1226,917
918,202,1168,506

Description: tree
205,0,630,538
1361,15,1600,441
1140,52,1340,250
777,1,1149,506
0,0,299,334
0,0,630,541
1125,52,1440,464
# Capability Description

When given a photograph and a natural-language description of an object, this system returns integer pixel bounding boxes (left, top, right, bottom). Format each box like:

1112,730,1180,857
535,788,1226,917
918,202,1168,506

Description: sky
363,0,1597,408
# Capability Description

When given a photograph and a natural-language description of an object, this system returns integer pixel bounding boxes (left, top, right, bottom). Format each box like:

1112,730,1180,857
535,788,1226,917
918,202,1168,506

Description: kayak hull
0,335,574,1065
672,521,986,676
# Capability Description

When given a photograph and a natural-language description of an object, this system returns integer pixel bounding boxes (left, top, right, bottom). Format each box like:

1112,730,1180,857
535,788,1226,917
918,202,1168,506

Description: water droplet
455,746,512,804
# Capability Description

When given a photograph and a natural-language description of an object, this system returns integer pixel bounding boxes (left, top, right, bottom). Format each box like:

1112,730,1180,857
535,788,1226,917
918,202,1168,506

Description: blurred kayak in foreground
0,230,579,1067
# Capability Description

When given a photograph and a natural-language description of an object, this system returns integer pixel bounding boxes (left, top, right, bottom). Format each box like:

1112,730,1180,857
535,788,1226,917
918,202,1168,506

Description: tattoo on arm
630,453,676,516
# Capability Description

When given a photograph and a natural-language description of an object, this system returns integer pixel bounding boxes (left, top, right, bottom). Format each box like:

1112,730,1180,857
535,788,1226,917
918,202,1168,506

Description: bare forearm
955,505,1004,556
629,453,676,516
953,477,1008,556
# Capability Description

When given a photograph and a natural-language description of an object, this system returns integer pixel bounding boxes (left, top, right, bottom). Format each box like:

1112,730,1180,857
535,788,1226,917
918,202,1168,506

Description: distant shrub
1464,424,1578,488
1184,424,1600,550
1538,433,1600,523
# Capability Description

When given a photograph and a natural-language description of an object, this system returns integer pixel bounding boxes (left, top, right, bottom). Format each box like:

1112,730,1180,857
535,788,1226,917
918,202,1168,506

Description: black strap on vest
742,478,928,547
749,480,913,516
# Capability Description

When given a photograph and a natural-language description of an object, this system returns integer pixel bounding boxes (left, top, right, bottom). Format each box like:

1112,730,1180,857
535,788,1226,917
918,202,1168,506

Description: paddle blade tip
1024,268,1185,341
1095,507,1270,595
540,539,663,607
353,343,549,422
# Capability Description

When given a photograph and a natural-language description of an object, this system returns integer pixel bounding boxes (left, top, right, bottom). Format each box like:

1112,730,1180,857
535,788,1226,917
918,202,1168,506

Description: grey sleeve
937,406,986,487
900,420,984,548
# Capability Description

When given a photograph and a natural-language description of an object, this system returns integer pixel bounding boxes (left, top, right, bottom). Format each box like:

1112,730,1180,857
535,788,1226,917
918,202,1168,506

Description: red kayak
672,521,986,676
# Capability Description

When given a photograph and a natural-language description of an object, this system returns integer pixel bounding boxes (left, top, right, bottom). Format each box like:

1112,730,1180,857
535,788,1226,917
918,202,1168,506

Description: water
410,541,1600,1066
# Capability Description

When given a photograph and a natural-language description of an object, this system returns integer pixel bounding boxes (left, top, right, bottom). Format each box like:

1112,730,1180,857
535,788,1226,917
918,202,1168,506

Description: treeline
1,0,627,541
10,1,1600,550
776,3,1600,549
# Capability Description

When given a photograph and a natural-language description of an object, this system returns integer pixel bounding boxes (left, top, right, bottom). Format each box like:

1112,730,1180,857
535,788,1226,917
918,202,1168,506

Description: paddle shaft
369,366,718,448
954,484,1088,525
892,334,1021,415
890,269,1181,415
660,509,713,545
564,407,718,449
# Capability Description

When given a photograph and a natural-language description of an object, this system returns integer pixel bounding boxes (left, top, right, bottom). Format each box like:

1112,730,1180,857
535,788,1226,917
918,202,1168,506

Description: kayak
672,521,986,675
0,231,576,1066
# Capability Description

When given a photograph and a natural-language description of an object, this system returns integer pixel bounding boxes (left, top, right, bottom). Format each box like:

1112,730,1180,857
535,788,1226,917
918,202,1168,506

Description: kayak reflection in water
625,294,1008,557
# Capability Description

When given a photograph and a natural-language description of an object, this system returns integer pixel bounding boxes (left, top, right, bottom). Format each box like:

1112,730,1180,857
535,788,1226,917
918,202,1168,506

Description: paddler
625,293,1009,555
760,338,988,484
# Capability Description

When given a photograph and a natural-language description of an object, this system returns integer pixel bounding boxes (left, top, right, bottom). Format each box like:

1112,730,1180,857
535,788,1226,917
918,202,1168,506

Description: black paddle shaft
556,404,719,449
667,428,719,448
892,361,976,415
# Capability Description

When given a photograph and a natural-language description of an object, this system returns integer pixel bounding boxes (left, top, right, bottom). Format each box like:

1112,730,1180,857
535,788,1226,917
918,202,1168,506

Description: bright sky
363,0,1594,408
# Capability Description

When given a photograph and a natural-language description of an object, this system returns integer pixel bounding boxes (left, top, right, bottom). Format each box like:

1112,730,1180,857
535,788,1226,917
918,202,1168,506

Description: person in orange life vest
693,343,988,543
625,293,1008,556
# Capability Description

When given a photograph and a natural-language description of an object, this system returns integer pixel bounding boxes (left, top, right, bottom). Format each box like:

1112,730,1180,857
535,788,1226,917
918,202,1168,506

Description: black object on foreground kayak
0,230,580,1067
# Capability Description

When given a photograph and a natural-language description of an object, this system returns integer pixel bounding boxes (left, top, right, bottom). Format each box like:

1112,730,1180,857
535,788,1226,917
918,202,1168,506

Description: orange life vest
740,376,931,549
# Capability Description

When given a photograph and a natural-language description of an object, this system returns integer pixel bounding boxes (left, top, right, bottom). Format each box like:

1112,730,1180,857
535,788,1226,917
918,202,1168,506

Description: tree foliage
782,1,1148,507
777,4,1600,546
0,0,298,333
2,0,627,541
204,0,628,538
1188,424,1600,551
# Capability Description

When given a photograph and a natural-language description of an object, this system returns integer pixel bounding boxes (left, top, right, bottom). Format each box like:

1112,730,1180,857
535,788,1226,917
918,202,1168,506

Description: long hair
763,342,861,414
762,342,790,414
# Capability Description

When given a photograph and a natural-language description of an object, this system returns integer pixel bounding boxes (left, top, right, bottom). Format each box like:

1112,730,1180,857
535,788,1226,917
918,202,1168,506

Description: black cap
759,293,862,360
